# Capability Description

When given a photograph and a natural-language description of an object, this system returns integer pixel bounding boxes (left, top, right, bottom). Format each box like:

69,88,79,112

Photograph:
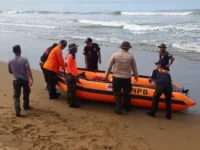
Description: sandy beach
0,60,200,150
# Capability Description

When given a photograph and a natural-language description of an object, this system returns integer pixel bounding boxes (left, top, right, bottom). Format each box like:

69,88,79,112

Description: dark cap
85,38,92,43
52,43,58,48
155,59,166,68
68,43,79,51
120,41,132,49
158,43,167,48
13,45,21,53
59,40,67,48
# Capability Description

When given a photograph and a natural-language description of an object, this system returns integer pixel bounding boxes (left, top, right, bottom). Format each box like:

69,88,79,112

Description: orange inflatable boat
57,68,195,111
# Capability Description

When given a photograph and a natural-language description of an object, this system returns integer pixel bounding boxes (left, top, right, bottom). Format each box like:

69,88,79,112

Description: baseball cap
84,38,92,43
155,59,166,68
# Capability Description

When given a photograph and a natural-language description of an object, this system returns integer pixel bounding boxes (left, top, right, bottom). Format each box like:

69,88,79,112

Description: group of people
8,38,175,120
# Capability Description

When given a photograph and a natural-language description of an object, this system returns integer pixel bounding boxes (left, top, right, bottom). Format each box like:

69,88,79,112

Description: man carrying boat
83,38,101,71
147,59,172,120
39,43,58,90
104,41,139,115
43,40,67,99
157,44,175,71
65,43,80,108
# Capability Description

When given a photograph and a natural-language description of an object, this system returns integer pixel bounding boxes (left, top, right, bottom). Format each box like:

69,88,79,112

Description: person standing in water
39,43,58,90
65,43,80,108
104,41,138,115
8,45,33,117
157,44,175,71
147,59,172,120
83,38,101,71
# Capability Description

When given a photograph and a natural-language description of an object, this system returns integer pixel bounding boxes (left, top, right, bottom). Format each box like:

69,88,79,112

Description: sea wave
77,19,200,31
78,20,126,27
1,9,200,16
0,22,58,29
5,10,106,15
172,43,200,53
70,35,123,44
120,11,193,16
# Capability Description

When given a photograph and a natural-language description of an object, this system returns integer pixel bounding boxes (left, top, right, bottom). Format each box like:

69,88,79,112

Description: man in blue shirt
8,45,33,117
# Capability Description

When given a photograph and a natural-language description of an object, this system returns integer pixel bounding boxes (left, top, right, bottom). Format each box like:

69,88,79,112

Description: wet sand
0,61,200,150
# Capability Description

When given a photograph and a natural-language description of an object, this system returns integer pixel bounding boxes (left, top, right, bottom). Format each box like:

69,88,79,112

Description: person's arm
25,59,33,86
83,47,89,69
84,55,89,69
131,56,139,82
151,70,157,88
57,50,65,70
97,44,101,64
8,61,12,74
104,54,115,80
66,54,73,75
166,53,175,68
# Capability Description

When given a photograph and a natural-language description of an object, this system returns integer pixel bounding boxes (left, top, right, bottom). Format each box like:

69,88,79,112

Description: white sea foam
172,43,200,53
0,23,58,29
78,20,126,27
121,11,193,16
78,19,200,32
70,35,122,44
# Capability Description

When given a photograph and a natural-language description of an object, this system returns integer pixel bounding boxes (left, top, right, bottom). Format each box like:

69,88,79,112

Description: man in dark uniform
147,59,172,120
39,43,58,90
157,44,175,71
83,38,101,71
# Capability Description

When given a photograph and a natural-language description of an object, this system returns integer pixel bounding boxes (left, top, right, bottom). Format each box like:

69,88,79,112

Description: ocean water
0,0,200,60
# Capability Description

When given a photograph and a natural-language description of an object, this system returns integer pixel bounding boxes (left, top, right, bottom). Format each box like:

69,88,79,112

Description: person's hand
134,77,138,82
99,59,101,64
166,64,170,68
104,77,109,81
29,79,33,87
76,77,81,83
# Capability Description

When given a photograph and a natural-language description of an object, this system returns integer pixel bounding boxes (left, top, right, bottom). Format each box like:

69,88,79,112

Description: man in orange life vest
65,43,80,108
147,59,172,120
43,40,67,99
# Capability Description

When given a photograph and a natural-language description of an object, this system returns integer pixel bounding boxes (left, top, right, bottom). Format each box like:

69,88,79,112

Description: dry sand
0,61,200,150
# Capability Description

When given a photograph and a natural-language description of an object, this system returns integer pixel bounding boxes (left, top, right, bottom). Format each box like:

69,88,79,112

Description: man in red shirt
65,43,80,108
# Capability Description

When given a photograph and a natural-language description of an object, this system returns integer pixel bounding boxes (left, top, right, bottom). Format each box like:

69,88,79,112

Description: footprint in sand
88,138,113,150
48,143,64,150
10,127,22,134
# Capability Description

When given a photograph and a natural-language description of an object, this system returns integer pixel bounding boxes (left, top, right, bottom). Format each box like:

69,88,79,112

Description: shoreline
0,60,200,150
0,31,199,115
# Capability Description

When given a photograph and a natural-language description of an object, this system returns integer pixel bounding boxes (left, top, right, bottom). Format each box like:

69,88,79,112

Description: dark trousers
88,62,98,71
66,74,77,106
46,69,58,98
112,77,132,113
13,80,30,113
150,85,172,116
40,65,49,88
